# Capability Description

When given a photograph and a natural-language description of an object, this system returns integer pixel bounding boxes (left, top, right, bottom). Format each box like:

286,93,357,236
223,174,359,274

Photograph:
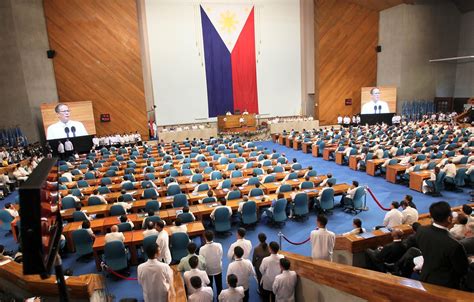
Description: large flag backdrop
200,4,258,117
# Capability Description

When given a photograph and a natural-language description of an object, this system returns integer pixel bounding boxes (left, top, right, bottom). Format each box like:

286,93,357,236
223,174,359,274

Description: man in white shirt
64,139,74,157
199,230,223,295
57,141,65,159
4,203,18,218
272,258,297,302
226,246,256,302
383,201,404,228
218,274,245,302
178,242,206,272
47,104,88,140
442,159,457,178
259,242,284,301
184,255,211,296
188,276,214,302
401,200,419,225
228,228,253,260
155,220,172,264
138,242,174,302
361,87,390,114
399,153,412,165
104,225,125,243
143,221,159,238
310,215,336,261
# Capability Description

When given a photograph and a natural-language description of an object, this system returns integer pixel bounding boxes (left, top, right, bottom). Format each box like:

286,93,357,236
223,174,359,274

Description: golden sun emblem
219,11,239,34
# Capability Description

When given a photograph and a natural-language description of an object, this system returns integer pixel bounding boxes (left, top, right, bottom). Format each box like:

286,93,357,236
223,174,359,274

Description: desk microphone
374,106,377,114
71,126,76,137
64,127,70,138
378,105,382,114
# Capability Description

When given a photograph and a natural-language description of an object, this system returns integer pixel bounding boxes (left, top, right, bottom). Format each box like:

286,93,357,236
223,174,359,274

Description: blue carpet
0,141,470,301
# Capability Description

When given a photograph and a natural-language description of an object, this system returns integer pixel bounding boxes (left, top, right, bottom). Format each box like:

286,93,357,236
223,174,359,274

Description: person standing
200,230,224,295
228,228,253,261
218,274,245,302
252,233,271,294
64,139,74,159
272,258,297,302
259,242,284,301
57,141,65,160
416,201,469,289
310,215,336,261
155,220,172,264
227,246,256,302
137,243,175,302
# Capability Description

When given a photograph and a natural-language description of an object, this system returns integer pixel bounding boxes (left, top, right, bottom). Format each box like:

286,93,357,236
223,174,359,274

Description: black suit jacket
416,225,469,289
377,241,407,264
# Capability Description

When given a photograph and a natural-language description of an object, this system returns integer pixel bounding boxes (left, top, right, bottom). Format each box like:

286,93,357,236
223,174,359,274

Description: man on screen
361,88,390,114
46,104,88,140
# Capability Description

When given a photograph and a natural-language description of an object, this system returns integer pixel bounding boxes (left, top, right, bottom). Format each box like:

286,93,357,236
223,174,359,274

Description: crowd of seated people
0,143,43,166
279,121,473,195
359,201,474,292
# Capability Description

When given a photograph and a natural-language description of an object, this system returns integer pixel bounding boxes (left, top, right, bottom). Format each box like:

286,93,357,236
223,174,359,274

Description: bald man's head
111,225,119,232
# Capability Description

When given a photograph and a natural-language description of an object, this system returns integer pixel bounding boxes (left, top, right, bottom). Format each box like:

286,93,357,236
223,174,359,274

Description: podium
217,114,257,132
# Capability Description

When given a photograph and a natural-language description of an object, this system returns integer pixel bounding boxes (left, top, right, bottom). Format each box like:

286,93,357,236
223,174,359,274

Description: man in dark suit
365,229,407,272
416,201,469,289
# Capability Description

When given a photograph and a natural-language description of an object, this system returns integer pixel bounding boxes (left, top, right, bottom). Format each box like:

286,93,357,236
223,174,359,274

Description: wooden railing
281,251,474,302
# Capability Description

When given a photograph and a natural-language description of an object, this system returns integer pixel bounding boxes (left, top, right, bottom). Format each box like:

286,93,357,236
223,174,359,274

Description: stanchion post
278,232,283,250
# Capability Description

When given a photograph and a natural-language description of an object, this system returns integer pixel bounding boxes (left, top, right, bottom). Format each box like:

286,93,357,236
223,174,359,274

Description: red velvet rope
366,186,390,211
102,263,138,281
281,235,311,245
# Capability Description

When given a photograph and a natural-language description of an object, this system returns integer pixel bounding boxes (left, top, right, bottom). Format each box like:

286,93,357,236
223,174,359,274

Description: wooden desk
271,133,279,143
386,164,409,183
312,144,319,157
0,260,105,300
217,114,256,131
409,171,432,192
302,142,312,153
292,139,301,150
92,221,205,270
285,137,292,148
349,155,360,170
335,151,344,165
322,147,336,161
366,159,385,176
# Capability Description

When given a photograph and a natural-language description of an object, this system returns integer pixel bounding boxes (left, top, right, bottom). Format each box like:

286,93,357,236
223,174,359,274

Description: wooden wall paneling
43,0,149,139
315,0,379,125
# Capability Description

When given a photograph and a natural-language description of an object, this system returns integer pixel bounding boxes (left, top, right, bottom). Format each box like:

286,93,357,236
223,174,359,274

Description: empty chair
170,232,190,263
110,204,126,216
263,175,275,183
72,229,94,257
173,194,189,208
190,174,204,183
167,184,182,196
249,188,264,197
293,193,309,218
213,207,232,233
73,211,89,222
98,186,111,194
195,183,210,192
273,166,284,173
316,188,335,213
142,235,158,260
285,172,298,181
210,171,223,180
230,170,243,178
143,188,158,199
61,197,77,209
117,222,132,232
104,241,128,272
227,190,241,200
87,196,104,206
77,180,89,188
145,200,160,212
306,170,317,177
100,177,112,186
246,177,260,186
300,181,314,189
241,201,258,225
277,184,292,193
265,198,287,225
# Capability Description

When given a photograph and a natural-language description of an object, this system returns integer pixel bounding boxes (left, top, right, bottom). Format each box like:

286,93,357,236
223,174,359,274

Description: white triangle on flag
201,3,253,53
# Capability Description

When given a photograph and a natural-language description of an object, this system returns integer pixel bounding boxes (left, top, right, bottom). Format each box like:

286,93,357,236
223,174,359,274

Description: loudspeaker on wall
46,50,55,59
